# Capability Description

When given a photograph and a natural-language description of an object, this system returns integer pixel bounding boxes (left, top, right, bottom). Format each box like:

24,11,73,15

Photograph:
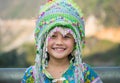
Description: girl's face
47,28,75,60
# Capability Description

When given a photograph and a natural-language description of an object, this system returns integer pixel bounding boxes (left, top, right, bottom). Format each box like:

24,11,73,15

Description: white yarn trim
91,77,103,83
52,77,66,83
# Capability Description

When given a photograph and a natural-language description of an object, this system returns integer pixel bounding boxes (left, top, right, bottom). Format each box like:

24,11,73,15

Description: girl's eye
64,35,71,38
51,34,57,38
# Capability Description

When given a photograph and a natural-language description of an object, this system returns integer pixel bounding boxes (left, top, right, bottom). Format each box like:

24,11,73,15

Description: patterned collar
42,62,74,80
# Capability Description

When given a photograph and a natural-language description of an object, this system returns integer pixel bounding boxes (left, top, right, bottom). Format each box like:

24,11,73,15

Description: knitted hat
34,0,85,83
35,0,85,46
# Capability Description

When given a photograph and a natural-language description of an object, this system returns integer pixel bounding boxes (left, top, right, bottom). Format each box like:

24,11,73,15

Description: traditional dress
22,63,102,83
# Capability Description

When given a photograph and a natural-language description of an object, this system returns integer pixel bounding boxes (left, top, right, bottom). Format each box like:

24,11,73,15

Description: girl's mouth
52,47,66,52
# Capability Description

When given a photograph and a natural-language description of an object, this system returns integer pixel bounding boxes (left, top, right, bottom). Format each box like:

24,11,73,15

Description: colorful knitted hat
34,0,85,83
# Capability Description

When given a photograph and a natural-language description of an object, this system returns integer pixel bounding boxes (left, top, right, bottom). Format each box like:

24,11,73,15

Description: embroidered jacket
22,63,102,83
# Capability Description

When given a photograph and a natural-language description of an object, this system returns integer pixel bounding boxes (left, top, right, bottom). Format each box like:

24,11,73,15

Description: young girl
22,0,103,83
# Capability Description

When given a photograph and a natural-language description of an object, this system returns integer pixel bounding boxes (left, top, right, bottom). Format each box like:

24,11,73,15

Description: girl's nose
55,37,64,45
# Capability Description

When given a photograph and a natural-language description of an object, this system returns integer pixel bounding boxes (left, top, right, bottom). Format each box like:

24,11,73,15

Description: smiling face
46,27,75,60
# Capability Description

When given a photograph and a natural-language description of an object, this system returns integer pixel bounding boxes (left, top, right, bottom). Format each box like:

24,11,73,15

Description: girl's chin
52,55,67,59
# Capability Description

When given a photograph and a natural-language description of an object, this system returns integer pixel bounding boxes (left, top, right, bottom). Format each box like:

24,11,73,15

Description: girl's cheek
48,37,56,43
48,37,51,41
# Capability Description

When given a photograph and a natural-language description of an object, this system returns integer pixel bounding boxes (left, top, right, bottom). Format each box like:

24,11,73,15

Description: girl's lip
52,47,66,49
52,47,66,52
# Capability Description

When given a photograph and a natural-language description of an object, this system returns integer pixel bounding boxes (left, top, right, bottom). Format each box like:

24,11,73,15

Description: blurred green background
0,0,120,68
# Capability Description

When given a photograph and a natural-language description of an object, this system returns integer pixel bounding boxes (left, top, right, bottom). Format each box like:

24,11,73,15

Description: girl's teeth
55,48,64,51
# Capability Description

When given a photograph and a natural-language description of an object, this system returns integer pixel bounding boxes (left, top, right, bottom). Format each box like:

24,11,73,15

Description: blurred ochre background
0,0,120,67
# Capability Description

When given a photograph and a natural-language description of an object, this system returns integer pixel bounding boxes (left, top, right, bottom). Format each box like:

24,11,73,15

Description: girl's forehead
46,27,77,43
48,27,74,35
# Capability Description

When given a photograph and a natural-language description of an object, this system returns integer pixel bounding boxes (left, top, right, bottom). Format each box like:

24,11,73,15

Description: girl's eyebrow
50,32,57,35
65,33,73,36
